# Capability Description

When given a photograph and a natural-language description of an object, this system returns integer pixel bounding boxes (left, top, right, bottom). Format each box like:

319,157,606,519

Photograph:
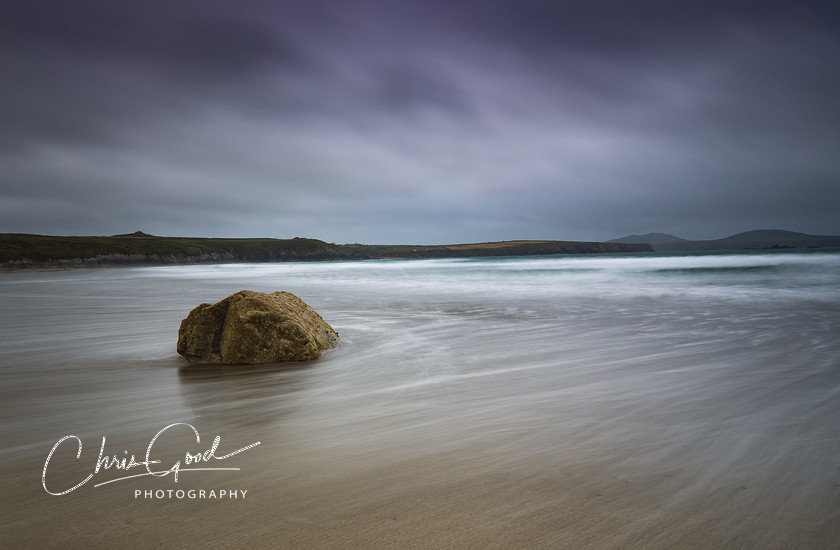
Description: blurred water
2,250,839,547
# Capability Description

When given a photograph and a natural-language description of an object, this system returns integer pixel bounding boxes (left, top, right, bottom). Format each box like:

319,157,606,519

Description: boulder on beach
177,290,340,364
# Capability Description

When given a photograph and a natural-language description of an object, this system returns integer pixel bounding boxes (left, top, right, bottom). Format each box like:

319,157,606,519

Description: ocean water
2,250,840,548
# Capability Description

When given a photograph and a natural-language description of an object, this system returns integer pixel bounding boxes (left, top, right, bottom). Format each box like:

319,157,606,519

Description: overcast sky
1,0,839,243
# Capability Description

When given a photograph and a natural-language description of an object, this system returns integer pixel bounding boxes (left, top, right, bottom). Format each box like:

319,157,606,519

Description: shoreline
5,245,840,274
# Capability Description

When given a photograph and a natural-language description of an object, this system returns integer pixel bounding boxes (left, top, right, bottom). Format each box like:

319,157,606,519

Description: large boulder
177,290,339,364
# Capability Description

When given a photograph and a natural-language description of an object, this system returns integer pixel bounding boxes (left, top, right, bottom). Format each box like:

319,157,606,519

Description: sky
1,0,839,244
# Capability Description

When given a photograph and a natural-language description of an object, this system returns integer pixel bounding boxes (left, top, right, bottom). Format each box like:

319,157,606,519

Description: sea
2,250,839,548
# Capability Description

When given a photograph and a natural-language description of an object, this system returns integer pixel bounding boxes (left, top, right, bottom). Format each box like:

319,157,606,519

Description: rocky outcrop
177,290,340,364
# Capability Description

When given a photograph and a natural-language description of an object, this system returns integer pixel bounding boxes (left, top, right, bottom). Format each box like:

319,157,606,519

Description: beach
2,252,840,548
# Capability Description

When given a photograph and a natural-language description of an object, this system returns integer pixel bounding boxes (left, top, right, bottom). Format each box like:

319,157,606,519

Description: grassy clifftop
0,233,361,268
349,239,651,258
0,233,652,269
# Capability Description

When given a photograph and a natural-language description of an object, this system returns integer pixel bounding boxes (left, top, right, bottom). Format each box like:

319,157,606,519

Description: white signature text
42,423,260,495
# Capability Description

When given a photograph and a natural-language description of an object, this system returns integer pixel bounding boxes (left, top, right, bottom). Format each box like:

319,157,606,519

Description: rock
177,290,339,364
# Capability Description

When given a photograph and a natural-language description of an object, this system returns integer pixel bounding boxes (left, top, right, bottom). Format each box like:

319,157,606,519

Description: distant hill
611,229,840,251
111,231,157,238
700,230,840,250
0,234,651,269
609,233,689,246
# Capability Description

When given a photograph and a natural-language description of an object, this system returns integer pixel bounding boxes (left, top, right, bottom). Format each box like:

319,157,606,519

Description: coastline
0,233,652,271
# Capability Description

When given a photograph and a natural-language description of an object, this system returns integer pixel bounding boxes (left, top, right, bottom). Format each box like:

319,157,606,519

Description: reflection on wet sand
178,363,314,428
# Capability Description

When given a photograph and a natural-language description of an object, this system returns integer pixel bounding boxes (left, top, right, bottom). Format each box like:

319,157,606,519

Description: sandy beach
6,395,839,549
3,255,840,548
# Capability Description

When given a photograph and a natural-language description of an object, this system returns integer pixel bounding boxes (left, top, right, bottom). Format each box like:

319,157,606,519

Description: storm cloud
2,0,839,243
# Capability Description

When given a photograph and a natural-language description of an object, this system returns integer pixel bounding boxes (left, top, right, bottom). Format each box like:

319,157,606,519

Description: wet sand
3,348,840,549
7,434,839,548
3,256,840,548
6,435,840,549
9,454,831,550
